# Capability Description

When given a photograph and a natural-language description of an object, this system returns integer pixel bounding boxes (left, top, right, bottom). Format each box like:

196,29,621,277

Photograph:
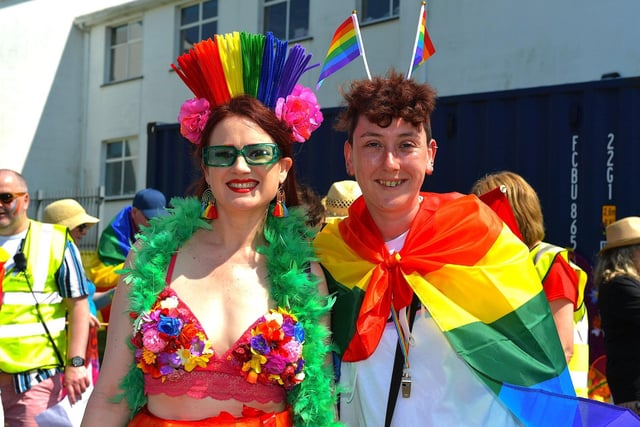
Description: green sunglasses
203,143,281,167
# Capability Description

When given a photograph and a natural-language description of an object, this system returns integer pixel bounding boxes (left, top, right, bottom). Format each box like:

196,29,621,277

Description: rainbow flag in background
316,14,361,89
412,6,436,69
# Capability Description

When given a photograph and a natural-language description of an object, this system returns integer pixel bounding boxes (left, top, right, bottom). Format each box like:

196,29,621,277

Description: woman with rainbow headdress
82,32,338,427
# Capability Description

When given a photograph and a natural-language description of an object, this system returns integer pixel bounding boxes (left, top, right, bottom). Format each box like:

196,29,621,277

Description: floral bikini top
130,254,306,403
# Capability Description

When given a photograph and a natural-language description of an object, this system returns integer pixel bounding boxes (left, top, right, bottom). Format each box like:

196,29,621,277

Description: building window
179,0,218,53
104,139,138,197
263,0,309,41
108,21,142,82
360,0,400,23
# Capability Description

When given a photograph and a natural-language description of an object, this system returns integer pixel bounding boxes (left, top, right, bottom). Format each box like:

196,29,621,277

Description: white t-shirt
0,229,28,272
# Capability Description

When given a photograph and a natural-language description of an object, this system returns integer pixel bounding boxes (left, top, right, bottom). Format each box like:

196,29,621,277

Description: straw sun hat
43,199,99,231
601,216,640,251
322,180,362,223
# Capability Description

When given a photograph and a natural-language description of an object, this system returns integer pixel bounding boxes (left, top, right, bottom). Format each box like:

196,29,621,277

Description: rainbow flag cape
410,3,436,72
316,14,361,89
85,206,137,321
95,205,136,268
315,193,638,425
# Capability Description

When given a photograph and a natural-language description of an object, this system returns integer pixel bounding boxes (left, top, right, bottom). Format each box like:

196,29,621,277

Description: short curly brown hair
334,69,437,143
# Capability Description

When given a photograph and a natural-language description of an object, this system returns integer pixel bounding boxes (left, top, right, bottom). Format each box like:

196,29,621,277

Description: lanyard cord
390,304,412,370
385,294,420,427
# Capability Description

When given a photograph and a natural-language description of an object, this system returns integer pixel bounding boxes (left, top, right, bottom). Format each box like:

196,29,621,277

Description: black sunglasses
77,224,89,232
0,192,27,204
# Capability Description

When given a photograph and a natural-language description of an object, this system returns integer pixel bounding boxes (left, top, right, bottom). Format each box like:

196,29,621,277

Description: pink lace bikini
131,255,305,404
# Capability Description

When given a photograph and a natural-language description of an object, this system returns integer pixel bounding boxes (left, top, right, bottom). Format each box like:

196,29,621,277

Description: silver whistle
401,372,412,398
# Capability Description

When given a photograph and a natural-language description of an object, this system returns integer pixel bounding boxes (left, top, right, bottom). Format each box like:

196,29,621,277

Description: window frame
177,0,219,55
103,138,138,198
263,0,310,42
106,20,143,83
359,0,400,25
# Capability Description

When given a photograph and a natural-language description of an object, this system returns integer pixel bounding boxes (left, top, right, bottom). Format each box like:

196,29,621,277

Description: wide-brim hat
322,180,362,223
601,216,640,251
43,199,99,231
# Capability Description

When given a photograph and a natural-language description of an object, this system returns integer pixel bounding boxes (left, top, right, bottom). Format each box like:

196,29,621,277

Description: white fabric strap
2,291,62,305
32,224,55,293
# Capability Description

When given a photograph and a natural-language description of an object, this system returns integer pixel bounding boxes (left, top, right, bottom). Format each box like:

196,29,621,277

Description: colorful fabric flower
178,98,211,145
275,84,323,143
131,289,214,380
231,307,306,390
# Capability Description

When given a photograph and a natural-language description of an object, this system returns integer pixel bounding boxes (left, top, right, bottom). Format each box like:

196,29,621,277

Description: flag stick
352,11,372,80
407,1,426,79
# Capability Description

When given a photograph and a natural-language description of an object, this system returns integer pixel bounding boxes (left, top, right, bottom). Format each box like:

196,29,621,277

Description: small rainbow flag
316,14,362,89
409,3,436,74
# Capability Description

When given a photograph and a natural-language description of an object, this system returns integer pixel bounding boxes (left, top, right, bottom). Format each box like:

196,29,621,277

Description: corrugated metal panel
147,77,640,263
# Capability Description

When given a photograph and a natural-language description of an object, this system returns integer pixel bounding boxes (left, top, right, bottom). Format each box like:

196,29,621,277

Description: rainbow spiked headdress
172,32,323,145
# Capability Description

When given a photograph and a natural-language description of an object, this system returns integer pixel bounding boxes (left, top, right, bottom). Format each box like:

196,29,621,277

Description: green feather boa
114,197,340,426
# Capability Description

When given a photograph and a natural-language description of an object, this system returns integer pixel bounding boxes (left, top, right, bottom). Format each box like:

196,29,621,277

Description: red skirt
128,405,293,427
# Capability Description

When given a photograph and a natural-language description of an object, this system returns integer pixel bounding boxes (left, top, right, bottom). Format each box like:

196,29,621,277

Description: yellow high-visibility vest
0,222,68,373
531,242,589,398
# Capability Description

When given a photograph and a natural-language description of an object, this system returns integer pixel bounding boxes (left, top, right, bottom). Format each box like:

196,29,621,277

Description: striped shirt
2,238,89,393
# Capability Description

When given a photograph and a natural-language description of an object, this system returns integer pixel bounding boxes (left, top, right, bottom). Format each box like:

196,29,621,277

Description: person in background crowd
321,180,361,226
86,188,167,323
314,70,595,426
0,169,90,426
43,198,113,384
82,32,338,426
297,183,326,232
595,216,640,415
471,170,589,397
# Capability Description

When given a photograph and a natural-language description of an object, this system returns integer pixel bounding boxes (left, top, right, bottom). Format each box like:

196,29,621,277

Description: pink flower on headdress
275,85,323,143
178,98,211,145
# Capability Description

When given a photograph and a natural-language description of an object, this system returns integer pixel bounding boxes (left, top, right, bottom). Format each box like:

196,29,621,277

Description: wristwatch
67,356,85,367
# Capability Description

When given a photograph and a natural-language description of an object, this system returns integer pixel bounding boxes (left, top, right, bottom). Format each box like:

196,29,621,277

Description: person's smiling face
203,115,292,215
345,116,436,219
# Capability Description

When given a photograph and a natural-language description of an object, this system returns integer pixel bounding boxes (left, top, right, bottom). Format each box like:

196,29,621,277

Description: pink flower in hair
275,85,323,143
178,98,211,145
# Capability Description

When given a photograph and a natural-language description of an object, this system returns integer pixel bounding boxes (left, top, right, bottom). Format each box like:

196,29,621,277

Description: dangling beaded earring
201,187,218,219
272,185,288,218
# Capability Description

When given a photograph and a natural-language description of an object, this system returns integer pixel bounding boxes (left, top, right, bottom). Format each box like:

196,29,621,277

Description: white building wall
2,0,640,222
0,0,131,189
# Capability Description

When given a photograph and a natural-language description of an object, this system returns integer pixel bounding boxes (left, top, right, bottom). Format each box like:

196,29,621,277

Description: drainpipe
75,20,90,192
